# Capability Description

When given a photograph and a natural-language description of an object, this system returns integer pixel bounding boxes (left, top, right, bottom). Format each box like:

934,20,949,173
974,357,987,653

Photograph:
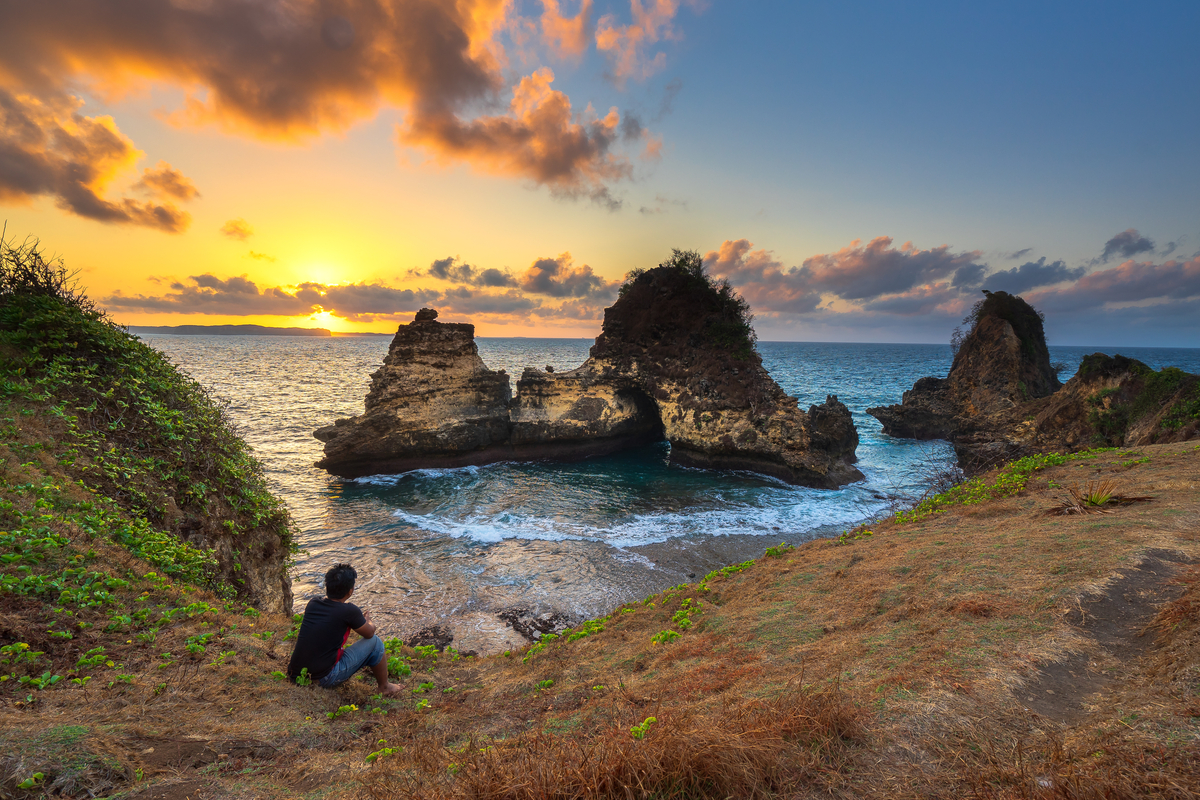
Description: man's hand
355,613,377,640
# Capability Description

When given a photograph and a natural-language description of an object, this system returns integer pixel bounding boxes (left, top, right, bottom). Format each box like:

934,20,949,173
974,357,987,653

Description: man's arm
354,608,377,639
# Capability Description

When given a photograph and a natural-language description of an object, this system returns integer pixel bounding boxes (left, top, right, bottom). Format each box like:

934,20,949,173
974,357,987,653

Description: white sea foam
391,488,888,549
351,464,484,485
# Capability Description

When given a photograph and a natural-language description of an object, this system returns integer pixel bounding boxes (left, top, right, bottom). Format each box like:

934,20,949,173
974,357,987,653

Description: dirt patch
129,737,277,773
1017,548,1192,723
127,779,211,800
290,767,345,793
130,738,217,771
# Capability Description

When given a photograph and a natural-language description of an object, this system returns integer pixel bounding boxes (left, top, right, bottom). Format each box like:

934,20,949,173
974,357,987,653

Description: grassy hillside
1,236,1197,798
0,235,294,612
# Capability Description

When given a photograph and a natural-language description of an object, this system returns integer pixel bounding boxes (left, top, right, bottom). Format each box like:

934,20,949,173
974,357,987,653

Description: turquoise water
141,334,1200,651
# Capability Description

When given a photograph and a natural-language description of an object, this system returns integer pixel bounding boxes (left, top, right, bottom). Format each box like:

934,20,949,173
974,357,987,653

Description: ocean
140,334,1200,653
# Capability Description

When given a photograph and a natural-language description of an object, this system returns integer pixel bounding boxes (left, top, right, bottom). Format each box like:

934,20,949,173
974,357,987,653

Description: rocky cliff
867,291,1061,443
867,291,1199,470
316,259,863,488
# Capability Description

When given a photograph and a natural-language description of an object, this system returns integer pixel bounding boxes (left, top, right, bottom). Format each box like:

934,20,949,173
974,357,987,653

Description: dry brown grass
362,687,864,799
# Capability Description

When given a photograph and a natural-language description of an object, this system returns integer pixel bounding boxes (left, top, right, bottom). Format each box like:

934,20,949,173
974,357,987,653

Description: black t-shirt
287,597,367,681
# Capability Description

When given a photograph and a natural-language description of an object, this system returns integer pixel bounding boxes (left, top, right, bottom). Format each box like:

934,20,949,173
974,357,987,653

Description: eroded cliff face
315,268,863,488
867,292,1199,471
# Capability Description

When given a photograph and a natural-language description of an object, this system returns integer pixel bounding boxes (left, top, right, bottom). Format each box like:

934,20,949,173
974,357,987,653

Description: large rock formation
867,291,1199,470
316,264,863,488
867,290,1061,443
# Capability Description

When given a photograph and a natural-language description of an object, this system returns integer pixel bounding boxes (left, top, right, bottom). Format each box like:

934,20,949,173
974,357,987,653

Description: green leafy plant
365,739,398,763
893,451,1115,524
295,667,312,687
671,597,703,631
835,526,874,544
521,633,559,663
535,679,554,690
651,630,680,645
699,560,754,590
16,772,45,790
327,703,358,720
19,671,62,690
630,717,657,740
764,541,794,558
209,649,236,666
566,619,604,642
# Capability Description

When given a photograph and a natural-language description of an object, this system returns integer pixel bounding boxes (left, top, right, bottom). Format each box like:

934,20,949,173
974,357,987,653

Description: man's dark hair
325,563,356,599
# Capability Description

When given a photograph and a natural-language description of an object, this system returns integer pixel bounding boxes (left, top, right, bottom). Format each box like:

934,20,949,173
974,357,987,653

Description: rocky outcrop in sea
868,290,1199,469
315,263,863,488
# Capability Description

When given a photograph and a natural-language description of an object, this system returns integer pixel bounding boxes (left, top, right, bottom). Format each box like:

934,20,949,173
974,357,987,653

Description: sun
307,310,343,330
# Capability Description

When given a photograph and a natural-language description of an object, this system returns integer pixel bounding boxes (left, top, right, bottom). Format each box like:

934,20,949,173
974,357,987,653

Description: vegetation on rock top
952,289,1050,363
1080,353,1200,442
616,248,757,359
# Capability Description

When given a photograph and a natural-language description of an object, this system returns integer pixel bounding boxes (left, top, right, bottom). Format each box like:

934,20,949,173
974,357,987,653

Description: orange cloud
542,0,595,59
1029,255,1200,312
799,237,984,300
705,236,988,316
134,161,199,201
0,90,191,231
1,0,650,205
401,67,630,205
596,0,684,82
220,219,253,241
98,268,612,326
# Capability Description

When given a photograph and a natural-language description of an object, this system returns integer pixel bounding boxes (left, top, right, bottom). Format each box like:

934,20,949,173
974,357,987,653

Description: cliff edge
316,253,862,488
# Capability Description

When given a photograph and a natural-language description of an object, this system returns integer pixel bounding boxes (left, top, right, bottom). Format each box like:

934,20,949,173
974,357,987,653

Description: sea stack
315,262,863,488
867,290,1200,469
867,290,1061,442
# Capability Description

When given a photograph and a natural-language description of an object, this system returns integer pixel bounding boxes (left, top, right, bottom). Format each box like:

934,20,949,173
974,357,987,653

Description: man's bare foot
381,682,403,697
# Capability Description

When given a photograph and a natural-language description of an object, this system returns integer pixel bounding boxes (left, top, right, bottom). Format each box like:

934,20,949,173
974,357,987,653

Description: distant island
127,324,390,337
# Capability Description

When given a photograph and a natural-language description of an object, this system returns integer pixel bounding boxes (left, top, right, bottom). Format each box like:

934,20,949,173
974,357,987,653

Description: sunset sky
2,0,1198,345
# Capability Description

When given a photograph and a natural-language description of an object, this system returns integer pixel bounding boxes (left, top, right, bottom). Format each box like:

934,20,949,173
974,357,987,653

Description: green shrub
619,249,757,359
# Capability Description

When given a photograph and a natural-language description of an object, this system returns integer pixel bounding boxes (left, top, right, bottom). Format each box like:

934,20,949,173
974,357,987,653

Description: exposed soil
127,780,211,800
1017,548,1193,723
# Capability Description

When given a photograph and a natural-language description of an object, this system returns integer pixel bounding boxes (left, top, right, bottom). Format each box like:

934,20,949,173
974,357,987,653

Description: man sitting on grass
287,563,401,695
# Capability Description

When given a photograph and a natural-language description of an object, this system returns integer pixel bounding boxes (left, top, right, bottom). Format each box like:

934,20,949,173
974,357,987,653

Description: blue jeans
319,636,385,688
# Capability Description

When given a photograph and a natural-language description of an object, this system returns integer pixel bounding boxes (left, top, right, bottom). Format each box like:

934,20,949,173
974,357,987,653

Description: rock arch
316,265,863,488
